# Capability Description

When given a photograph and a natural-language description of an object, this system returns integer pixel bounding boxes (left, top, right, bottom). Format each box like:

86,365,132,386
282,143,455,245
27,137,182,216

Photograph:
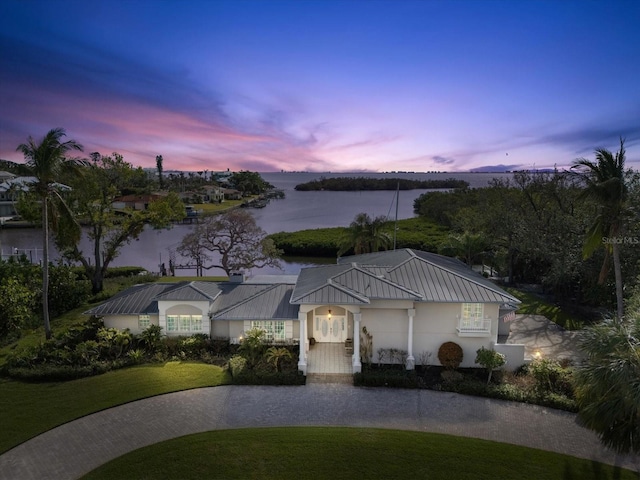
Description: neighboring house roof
0,171,16,181
291,249,520,305
0,176,70,193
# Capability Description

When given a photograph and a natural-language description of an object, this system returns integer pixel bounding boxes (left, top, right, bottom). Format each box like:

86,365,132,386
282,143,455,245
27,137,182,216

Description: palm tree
338,213,391,256
574,311,640,454
265,346,292,372
16,128,83,339
571,138,629,319
439,232,490,267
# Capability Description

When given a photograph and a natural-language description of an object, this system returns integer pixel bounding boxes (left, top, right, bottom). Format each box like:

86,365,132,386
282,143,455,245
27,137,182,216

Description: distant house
202,185,225,203
112,193,167,211
222,188,242,200
0,176,70,218
86,249,523,375
0,171,15,183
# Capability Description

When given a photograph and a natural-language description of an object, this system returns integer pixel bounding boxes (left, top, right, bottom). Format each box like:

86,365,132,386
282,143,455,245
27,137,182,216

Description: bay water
0,172,511,276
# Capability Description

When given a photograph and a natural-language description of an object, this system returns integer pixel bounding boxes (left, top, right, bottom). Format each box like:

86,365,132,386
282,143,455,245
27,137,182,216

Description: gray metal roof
85,281,299,321
154,281,222,301
84,283,173,315
293,249,520,305
212,284,299,320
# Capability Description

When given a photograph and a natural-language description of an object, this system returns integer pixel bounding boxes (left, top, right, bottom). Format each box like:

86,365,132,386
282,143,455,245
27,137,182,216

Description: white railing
457,317,492,336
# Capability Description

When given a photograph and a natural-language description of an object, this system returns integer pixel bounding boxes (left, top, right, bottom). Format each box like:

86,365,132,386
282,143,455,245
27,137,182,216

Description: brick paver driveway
1,384,638,479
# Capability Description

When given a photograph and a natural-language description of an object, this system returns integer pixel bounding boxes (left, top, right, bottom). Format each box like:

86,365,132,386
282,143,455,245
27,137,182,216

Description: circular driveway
0,384,637,479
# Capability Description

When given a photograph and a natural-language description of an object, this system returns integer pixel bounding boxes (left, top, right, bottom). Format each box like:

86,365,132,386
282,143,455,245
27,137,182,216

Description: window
251,321,285,342
461,303,483,323
167,314,202,333
458,303,490,335
138,314,151,329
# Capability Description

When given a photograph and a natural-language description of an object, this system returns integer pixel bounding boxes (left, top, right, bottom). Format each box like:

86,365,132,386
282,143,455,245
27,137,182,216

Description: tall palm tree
571,138,629,319
16,128,83,339
338,213,391,256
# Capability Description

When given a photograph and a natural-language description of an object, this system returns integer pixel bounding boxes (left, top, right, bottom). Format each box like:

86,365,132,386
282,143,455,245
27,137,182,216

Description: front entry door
314,315,345,342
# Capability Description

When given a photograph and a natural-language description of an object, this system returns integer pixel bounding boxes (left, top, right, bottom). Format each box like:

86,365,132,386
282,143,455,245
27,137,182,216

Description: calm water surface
0,172,512,276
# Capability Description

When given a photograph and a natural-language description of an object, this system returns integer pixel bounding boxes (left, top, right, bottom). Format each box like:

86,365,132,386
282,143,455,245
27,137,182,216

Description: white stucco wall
356,301,502,368
158,300,211,336
103,314,159,335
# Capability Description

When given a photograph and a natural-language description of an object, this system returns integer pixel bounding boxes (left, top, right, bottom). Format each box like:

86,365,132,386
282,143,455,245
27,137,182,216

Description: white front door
314,315,345,342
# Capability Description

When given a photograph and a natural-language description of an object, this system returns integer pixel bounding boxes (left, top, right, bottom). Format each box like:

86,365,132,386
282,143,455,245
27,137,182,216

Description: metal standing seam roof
305,248,521,305
85,281,298,319
154,281,222,301
330,266,422,300
212,284,299,320
83,283,174,315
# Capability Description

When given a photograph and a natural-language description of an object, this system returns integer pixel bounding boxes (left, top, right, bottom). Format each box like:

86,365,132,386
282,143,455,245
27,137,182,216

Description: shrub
238,328,266,367
438,341,463,370
209,337,231,356
475,347,506,384
353,369,420,388
229,355,248,377
127,348,145,364
139,324,164,353
265,346,292,372
528,358,574,397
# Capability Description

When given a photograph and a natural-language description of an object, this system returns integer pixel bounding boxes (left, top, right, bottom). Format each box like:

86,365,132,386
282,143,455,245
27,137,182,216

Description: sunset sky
1,0,639,173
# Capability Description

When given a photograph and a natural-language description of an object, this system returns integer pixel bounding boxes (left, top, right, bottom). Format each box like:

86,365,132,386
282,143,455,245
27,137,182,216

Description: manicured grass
0,362,230,454
82,427,635,480
505,287,584,330
191,198,252,215
0,303,93,367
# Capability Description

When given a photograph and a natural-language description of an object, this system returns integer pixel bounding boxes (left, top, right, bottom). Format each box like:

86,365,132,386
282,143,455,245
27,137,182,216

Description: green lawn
0,362,230,454
83,427,635,480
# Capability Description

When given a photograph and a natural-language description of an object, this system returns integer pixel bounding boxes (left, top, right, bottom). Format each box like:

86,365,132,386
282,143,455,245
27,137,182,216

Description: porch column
298,311,307,375
352,313,362,373
406,308,415,370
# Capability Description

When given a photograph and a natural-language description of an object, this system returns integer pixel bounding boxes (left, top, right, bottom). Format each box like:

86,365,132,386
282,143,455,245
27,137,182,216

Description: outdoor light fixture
328,309,332,319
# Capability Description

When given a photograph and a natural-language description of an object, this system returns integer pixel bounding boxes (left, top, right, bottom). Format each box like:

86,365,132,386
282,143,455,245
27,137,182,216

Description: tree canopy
177,209,282,276
55,153,185,293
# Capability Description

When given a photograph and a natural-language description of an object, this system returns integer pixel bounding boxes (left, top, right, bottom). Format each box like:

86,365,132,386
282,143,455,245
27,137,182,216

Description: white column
297,311,307,375
406,308,415,370
352,313,362,373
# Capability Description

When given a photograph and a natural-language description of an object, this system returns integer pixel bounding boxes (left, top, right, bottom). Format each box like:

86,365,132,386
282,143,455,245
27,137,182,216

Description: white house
85,249,522,374
0,176,70,218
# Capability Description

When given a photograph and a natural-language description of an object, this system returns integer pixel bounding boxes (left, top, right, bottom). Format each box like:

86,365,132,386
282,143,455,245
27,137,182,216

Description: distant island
294,177,469,191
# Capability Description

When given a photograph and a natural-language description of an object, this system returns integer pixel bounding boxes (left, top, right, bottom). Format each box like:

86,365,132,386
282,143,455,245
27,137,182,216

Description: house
0,176,70,218
84,276,300,342
201,185,225,203
222,188,242,200
112,193,167,211
84,249,523,375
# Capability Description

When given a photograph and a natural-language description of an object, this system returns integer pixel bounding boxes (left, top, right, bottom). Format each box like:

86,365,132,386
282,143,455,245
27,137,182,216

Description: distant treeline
267,218,449,257
294,177,469,191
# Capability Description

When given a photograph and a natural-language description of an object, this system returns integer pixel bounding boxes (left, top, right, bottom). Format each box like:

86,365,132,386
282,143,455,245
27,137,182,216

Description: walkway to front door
307,343,353,374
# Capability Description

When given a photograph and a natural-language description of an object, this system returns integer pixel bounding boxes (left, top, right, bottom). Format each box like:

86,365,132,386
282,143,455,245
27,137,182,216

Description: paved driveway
0,384,637,479
504,314,585,363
